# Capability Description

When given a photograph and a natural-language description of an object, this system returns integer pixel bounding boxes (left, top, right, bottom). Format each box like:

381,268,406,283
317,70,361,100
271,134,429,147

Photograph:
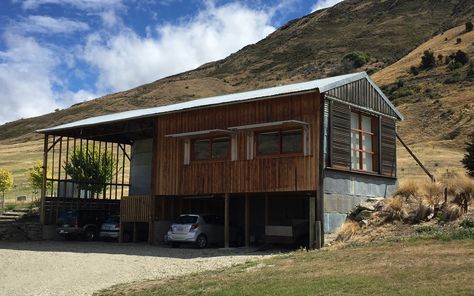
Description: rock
359,219,369,227
358,202,376,211
355,210,373,221
367,197,385,203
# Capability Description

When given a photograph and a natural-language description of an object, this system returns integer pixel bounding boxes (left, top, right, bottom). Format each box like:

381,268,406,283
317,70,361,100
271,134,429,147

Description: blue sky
0,0,343,124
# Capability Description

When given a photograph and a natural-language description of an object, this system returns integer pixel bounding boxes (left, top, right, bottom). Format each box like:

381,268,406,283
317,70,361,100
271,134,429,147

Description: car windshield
104,216,119,224
175,215,198,224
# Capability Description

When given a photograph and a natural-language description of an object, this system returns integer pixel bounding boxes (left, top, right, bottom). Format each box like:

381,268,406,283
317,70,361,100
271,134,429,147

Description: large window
256,129,303,156
351,112,376,172
192,137,230,160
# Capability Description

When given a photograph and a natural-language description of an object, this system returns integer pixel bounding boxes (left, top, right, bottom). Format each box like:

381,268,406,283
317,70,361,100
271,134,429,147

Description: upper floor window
351,111,376,172
256,129,303,156
192,137,230,161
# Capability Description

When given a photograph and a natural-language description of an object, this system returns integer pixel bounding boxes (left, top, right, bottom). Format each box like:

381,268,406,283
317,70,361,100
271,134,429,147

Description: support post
224,193,229,248
309,196,316,249
314,221,322,250
245,194,250,248
40,135,48,225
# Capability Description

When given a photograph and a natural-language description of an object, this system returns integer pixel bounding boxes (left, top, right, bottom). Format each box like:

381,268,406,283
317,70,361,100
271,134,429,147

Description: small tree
64,146,116,197
420,50,436,70
27,161,51,199
462,133,474,177
0,168,14,210
466,21,473,32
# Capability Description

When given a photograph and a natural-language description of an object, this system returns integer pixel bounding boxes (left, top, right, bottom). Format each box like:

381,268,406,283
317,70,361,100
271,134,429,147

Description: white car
99,216,120,240
165,214,242,248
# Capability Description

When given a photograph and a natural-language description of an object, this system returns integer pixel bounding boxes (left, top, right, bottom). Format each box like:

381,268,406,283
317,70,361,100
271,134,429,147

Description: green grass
97,239,474,296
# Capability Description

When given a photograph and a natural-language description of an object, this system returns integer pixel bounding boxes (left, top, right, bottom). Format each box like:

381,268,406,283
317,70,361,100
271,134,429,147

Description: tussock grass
394,180,419,198
383,197,408,222
335,220,360,242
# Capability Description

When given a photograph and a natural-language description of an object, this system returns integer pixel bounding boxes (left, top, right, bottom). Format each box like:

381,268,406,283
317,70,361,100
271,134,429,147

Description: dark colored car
57,209,109,241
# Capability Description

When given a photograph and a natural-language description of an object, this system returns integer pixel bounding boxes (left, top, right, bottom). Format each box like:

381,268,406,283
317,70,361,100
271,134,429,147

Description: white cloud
18,0,123,11
0,33,60,123
83,2,276,92
11,15,90,34
0,33,97,124
311,0,344,12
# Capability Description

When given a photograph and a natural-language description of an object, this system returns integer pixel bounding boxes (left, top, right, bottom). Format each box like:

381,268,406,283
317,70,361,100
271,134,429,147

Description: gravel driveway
0,241,271,296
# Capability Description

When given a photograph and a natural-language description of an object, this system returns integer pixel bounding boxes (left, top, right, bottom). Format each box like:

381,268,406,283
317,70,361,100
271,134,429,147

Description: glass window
350,111,376,172
257,131,280,155
192,139,210,160
281,130,303,153
211,138,230,159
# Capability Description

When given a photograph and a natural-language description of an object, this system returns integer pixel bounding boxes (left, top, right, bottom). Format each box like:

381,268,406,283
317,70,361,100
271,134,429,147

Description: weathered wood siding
120,195,154,222
153,93,321,195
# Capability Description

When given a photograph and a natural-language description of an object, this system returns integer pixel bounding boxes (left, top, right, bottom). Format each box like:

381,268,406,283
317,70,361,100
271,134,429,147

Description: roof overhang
228,120,309,131
165,129,235,138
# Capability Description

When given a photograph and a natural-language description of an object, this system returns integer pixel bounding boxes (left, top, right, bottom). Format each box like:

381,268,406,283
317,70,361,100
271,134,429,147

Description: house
37,72,403,248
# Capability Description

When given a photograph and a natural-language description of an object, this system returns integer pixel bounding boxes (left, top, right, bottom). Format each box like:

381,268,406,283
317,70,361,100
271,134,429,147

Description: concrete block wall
323,169,397,233
129,139,153,196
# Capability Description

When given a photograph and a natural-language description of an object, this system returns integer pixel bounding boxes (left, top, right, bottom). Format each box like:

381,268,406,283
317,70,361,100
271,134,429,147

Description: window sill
254,153,309,159
325,167,397,180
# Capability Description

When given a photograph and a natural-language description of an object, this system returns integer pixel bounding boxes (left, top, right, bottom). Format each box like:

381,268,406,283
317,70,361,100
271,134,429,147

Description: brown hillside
1,0,473,143
0,0,474,199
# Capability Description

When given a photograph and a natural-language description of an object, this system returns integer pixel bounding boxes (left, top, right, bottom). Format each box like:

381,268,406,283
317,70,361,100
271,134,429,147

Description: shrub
342,51,370,68
456,38,462,44
335,220,360,242
467,62,474,79
462,133,474,177
466,21,473,32
444,71,463,84
409,66,419,76
460,217,474,228
420,50,436,69
454,50,469,65
421,181,443,202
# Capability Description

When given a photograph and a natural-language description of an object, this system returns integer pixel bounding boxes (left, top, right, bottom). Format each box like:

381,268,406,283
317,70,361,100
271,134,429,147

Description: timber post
224,193,230,248
245,194,250,248
40,135,48,225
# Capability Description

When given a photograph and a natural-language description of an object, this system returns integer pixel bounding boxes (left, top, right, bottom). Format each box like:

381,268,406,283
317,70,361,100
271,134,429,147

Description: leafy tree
454,50,469,65
0,168,13,210
466,21,473,32
26,161,51,198
462,133,474,177
64,146,116,196
420,50,436,69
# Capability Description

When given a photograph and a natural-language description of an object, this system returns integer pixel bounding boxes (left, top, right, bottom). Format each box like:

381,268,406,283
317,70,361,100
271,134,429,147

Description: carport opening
122,222,149,243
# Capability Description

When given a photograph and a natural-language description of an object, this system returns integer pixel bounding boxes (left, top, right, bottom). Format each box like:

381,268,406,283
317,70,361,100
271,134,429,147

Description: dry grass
98,240,474,296
441,203,464,221
395,179,420,198
335,220,360,242
383,197,409,222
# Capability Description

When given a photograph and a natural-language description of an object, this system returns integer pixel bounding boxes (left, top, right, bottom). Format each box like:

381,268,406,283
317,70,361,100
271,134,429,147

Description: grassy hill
1,0,474,200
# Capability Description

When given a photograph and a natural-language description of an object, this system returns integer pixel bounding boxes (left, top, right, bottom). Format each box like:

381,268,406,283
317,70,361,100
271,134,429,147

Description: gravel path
0,241,271,296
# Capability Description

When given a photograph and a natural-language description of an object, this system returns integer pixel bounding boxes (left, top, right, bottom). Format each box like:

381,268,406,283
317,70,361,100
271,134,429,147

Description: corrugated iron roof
38,72,402,133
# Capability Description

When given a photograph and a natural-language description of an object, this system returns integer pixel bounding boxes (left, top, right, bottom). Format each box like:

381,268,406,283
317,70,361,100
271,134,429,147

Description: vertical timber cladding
154,92,321,195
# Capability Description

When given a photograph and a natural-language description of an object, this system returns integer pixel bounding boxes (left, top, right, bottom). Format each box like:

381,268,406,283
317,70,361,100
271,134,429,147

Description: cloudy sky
0,0,343,124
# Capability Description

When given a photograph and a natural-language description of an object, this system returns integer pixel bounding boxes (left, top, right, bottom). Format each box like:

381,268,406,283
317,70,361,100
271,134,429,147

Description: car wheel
171,242,180,248
195,234,207,249
83,227,97,241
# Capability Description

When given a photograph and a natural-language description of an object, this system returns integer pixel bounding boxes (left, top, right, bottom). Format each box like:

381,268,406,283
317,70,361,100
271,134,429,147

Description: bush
342,51,370,68
460,218,474,228
409,66,419,76
420,50,436,69
454,50,469,65
466,21,473,32
444,70,463,84
462,133,474,177
441,203,463,221
456,38,462,44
